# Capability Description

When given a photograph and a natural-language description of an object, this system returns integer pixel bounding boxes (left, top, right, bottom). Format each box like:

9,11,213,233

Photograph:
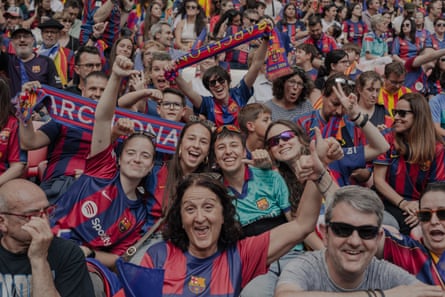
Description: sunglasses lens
329,223,353,237
437,210,445,220
358,226,379,239
267,131,295,148
418,210,432,222
329,222,379,239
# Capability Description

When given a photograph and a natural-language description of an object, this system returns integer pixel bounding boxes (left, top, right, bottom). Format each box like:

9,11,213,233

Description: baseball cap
11,26,33,38
4,6,24,18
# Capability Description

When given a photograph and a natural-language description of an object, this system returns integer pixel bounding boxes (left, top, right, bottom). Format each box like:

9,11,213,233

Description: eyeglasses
42,30,60,35
160,101,183,110
208,77,226,87
266,130,296,148
335,77,355,86
77,63,102,69
61,18,72,23
0,205,56,221
186,5,198,9
287,79,304,88
436,23,445,27
402,23,411,27
418,208,445,222
392,109,414,118
215,124,241,135
327,222,380,240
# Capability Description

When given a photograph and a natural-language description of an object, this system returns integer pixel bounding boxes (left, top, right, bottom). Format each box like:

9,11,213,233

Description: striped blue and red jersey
51,145,147,255
329,146,366,186
225,26,249,65
196,79,252,127
39,120,91,181
143,163,168,230
342,19,368,47
425,33,445,50
140,232,270,297
0,116,26,173
416,29,430,47
392,36,421,62
294,109,361,147
79,0,120,47
383,229,444,286
277,21,306,45
405,57,429,95
374,132,445,201
303,33,337,57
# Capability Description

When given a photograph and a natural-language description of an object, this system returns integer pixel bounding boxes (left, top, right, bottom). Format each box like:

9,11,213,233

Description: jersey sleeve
238,232,270,288
84,144,118,179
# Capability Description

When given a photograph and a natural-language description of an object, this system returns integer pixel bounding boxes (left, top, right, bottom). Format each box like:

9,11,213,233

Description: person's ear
320,223,328,247
246,121,255,133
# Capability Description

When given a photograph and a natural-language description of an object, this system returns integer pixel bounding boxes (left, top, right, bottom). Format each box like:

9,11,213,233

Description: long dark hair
177,0,207,36
213,9,242,37
399,17,416,42
163,174,242,251
0,76,15,130
163,121,213,214
265,120,310,213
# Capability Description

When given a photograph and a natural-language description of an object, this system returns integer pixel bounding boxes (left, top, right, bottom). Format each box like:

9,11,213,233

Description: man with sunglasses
172,27,269,127
0,179,94,297
375,182,445,287
275,186,440,297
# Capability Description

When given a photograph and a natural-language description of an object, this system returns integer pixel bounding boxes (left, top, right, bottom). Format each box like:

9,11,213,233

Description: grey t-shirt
278,249,418,292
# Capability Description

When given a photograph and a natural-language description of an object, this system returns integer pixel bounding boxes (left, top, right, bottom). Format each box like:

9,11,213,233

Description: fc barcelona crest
188,276,206,294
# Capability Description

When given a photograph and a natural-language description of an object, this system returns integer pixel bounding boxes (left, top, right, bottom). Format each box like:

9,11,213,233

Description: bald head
0,179,47,212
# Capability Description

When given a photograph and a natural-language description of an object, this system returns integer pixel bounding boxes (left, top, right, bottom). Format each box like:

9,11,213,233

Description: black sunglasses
266,130,296,148
208,77,226,87
417,208,445,222
327,222,380,240
392,109,414,118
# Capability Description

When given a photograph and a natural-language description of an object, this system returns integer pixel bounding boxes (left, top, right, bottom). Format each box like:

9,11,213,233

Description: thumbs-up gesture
295,134,325,183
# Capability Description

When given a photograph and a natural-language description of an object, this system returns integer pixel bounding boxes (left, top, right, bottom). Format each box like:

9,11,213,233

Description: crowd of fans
2,0,445,295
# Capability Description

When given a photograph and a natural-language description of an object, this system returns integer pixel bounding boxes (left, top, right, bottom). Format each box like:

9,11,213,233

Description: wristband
90,34,98,42
397,199,405,208
87,249,96,258
356,113,369,128
316,169,327,184
350,112,361,122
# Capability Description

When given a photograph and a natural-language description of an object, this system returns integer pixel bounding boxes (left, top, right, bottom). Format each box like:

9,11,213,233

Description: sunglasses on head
215,124,241,135
327,222,380,240
266,130,296,148
392,109,414,118
208,77,226,87
417,208,445,222
334,77,355,86
128,130,157,146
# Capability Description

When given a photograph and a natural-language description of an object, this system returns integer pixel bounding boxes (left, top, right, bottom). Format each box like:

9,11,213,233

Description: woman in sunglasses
174,0,206,51
374,93,445,235
392,18,422,64
264,66,314,121
51,56,157,269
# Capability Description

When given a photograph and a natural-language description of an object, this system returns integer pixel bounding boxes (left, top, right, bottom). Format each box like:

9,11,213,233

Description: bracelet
316,169,327,184
397,199,405,208
356,113,369,128
87,249,96,258
375,289,385,297
90,34,98,42
319,176,333,195
350,112,361,122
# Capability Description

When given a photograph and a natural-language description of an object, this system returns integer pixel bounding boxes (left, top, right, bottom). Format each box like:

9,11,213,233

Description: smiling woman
136,170,325,297
374,93,445,235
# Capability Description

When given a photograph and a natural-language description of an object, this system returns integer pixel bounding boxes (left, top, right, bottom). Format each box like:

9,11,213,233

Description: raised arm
91,55,138,157
412,48,445,68
332,82,389,161
243,36,268,88
174,69,203,108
